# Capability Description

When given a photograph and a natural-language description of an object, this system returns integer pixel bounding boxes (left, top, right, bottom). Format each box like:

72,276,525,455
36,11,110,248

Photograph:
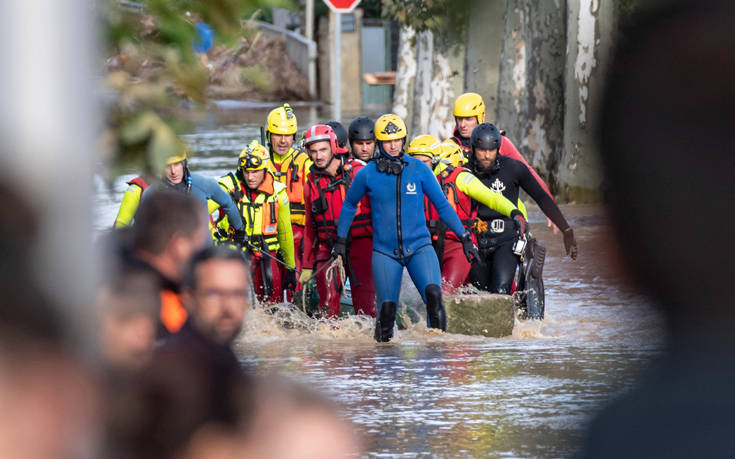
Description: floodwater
94,105,665,458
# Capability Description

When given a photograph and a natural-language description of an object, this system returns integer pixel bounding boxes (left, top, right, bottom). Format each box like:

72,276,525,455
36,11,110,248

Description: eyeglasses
197,288,249,303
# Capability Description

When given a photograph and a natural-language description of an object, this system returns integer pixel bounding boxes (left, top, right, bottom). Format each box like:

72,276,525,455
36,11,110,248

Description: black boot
374,301,396,342
424,284,446,331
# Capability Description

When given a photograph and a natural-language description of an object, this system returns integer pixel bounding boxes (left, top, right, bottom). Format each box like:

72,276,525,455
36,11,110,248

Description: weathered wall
391,1,616,200
559,0,612,202
465,0,506,120
392,28,465,140
496,0,567,185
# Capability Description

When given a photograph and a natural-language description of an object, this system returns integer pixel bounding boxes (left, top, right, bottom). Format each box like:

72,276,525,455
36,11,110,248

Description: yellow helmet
165,143,188,166
238,140,270,171
434,140,466,168
407,134,440,159
375,114,407,141
266,103,298,135
453,92,486,124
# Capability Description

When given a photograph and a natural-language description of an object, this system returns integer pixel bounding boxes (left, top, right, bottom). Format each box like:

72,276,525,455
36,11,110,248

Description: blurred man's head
183,247,250,345
133,190,208,282
97,268,158,372
599,1,735,338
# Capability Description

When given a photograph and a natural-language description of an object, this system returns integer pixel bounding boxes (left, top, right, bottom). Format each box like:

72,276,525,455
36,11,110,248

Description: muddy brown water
95,107,664,457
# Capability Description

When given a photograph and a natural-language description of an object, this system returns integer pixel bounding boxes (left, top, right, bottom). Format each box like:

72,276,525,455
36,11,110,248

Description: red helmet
304,124,339,155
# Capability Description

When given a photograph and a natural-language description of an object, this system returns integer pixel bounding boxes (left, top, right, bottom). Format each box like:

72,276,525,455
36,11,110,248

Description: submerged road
94,107,664,457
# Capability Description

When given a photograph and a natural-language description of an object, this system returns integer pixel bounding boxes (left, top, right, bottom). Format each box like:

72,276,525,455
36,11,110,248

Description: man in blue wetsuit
333,114,480,342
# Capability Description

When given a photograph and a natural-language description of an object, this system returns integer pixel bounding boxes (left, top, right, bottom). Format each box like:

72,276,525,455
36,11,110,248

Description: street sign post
322,0,361,122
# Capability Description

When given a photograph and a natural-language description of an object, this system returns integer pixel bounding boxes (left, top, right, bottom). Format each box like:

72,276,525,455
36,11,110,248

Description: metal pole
305,0,316,98
333,11,341,121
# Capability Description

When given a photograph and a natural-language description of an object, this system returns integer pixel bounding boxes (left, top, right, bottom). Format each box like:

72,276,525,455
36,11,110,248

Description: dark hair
183,246,250,290
132,189,202,254
98,267,159,319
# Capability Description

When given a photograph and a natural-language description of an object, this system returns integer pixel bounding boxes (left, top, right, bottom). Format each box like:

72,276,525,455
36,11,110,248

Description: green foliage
381,0,472,39
100,0,284,181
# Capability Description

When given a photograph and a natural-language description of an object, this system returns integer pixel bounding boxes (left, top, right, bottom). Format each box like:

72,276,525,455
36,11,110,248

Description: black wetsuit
469,155,570,293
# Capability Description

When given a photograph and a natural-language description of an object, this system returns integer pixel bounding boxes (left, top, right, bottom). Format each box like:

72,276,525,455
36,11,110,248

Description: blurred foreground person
128,190,208,337
581,2,735,458
97,268,158,373
183,376,361,459
126,246,252,459
0,180,96,459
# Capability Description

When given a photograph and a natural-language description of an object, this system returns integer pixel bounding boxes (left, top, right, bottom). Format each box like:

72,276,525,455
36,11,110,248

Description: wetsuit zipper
396,170,403,257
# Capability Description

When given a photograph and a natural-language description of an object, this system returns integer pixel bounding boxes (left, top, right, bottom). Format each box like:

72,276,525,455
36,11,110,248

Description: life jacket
128,176,149,190
160,289,187,334
306,159,371,246
217,171,285,254
426,165,476,243
269,147,310,226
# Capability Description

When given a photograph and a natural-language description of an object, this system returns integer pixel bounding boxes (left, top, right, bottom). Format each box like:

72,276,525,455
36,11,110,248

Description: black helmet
471,123,502,151
325,121,348,149
348,116,375,141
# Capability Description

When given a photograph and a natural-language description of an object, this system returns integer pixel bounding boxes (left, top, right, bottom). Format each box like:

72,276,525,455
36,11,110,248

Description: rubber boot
374,301,397,342
424,284,446,331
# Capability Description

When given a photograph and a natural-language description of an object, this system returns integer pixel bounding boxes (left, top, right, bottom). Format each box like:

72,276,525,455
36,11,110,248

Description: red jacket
302,159,371,269
425,166,476,243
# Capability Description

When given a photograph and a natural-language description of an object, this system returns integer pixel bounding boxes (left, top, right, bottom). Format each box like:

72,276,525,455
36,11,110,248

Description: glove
331,237,347,260
284,269,297,291
299,268,313,285
563,227,578,260
511,210,527,236
459,232,480,264
233,229,248,246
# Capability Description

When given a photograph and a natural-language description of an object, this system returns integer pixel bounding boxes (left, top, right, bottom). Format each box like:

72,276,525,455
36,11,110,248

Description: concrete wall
465,0,506,120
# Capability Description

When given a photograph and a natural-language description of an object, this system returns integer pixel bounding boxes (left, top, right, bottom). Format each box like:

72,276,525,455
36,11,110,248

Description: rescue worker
113,175,151,228
348,116,377,162
141,149,246,243
265,104,311,281
450,92,557,208
467,123,578,294
300,125,375,317
326,120,350,157
334,114,479,342
212,141,296,304
407,136,526,293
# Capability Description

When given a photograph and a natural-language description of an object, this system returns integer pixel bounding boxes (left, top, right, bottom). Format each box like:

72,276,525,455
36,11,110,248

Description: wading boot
374,301,397,342
425,284,446,331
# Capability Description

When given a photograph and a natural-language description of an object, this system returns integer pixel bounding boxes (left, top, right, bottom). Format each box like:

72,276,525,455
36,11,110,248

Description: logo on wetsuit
406,182,417,195
490,178,506,193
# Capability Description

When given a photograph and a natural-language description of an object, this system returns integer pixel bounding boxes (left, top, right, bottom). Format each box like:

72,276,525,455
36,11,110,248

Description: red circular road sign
322,0,361,13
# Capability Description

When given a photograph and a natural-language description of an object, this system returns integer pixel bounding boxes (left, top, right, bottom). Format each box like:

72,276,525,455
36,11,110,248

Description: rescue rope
300,256,345,314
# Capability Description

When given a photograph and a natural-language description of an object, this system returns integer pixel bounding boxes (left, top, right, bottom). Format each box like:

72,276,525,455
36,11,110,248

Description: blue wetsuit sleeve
203,175,244,230
336,167,368,239
421,164,467,237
